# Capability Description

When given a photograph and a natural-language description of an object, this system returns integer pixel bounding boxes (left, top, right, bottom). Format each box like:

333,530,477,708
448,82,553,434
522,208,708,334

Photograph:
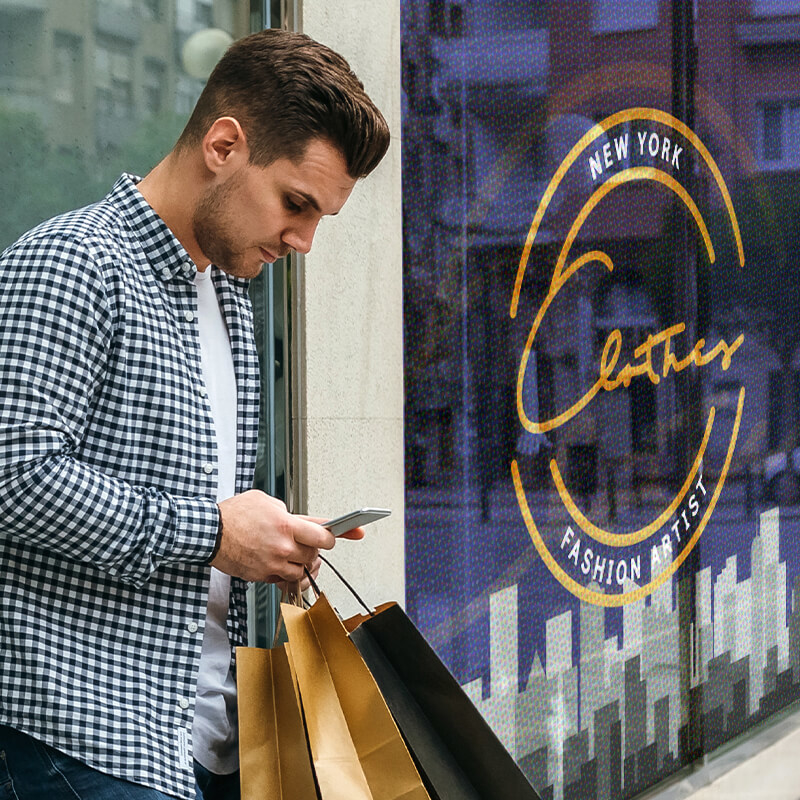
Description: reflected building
402,0,549,496
0,0,250,158
402,0,800,509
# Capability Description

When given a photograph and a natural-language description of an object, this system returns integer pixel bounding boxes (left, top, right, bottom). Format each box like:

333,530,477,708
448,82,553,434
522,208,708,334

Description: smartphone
323,508,391,537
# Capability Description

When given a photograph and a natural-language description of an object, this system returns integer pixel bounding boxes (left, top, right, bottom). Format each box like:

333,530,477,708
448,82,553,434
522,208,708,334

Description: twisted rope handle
312,554,374,616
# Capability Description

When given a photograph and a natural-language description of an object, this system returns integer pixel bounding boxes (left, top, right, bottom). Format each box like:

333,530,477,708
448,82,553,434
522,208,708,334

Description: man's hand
211,490,337,583
273,517,366,594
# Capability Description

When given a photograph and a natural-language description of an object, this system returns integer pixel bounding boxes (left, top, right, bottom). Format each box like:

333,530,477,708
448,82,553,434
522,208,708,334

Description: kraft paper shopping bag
282,594,430,800
237,643,319,799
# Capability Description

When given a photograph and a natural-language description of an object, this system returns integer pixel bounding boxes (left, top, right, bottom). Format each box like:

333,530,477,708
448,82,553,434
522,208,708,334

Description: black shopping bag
344,601,542,800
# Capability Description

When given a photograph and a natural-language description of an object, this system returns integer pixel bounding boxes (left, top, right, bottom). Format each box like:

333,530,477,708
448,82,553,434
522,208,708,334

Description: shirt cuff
161,495,221,565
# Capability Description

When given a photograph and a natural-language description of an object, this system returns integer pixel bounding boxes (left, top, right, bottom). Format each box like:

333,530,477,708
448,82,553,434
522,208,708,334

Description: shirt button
187,621,198,633
182,262,193,274
160,267,171,280
178,698,190,710
202,463,214,474
184,311,195,323
198,387,208,398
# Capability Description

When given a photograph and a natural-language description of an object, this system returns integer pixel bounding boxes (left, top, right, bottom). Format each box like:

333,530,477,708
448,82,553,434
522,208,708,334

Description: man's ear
201,117,249,175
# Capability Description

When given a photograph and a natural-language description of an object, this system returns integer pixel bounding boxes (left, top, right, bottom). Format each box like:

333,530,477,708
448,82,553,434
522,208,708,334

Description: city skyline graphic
460,507,800,800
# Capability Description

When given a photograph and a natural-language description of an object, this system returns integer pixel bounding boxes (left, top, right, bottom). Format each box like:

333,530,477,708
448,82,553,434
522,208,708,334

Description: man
0,28,389,800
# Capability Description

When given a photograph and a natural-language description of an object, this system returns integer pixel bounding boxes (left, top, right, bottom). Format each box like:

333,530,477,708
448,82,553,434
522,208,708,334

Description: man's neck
136,153,211,269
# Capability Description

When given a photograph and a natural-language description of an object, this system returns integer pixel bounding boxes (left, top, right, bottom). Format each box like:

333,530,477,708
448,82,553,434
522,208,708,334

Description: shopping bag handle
305,555,375,617
302,565,322,597
272,558,374,647
271,581,306,648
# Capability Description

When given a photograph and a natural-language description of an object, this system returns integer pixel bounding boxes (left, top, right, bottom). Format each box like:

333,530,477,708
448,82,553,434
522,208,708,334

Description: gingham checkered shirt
0,174,259,799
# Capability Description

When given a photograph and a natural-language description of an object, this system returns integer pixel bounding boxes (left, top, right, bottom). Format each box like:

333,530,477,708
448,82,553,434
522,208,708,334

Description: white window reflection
593,0,659,33
53,33,82,106
752,0,800,16
143,59,166,116
95,42,135,120
759,100,800,168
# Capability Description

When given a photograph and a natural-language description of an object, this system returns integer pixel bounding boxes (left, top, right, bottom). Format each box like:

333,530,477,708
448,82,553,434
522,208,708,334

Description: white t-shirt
191,266,240,775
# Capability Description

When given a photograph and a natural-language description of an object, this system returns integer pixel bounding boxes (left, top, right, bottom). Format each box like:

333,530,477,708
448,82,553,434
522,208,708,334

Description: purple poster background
402,2,800,799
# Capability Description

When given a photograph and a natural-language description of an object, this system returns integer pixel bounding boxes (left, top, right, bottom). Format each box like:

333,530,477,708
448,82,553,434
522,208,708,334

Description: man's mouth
259,248,278,263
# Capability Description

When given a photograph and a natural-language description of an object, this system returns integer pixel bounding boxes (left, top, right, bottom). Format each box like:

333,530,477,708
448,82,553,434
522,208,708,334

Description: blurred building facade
0,0,251,158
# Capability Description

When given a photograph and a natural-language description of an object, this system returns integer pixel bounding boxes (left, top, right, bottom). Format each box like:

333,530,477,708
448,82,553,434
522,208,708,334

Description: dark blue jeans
0,726,239,800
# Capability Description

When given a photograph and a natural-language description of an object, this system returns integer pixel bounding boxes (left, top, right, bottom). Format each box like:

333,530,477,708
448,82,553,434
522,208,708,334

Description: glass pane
245,0,287,648
0,0,281,642
0,0,253,252
762,104,784,162
694,0,800,775
403,1,800,798
751,0,800,16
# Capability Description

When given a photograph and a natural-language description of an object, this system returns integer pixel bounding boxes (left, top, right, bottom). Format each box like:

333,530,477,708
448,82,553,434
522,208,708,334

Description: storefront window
403,1,800,797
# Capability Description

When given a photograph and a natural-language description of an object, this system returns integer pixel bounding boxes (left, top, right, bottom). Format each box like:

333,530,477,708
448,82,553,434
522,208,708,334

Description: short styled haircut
177,29,390,179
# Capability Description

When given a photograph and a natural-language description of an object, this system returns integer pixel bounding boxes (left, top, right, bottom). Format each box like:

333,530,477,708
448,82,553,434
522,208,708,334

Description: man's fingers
277,562,306,583
299,515,367,541
291,542,319,565
337,526,366,541
307,555,322,579
277,555,321,593
292,518,335,550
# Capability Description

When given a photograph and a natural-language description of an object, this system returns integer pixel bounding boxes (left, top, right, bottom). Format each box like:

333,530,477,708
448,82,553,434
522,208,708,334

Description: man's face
192,138,357,278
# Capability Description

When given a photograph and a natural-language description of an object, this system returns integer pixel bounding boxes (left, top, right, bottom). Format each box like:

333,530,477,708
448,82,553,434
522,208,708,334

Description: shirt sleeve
0,233,219,588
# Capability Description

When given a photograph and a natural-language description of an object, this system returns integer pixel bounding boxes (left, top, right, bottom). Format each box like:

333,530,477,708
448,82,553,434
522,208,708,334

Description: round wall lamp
182,28,234,79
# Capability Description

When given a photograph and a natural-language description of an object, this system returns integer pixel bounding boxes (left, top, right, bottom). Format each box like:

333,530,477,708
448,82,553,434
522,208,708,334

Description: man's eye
285,197,302,212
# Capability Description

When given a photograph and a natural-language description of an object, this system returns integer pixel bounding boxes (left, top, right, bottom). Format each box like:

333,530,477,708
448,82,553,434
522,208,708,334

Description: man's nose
283,219,319,255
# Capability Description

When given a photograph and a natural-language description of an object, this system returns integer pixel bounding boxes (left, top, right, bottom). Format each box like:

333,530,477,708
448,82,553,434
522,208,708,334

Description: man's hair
177,29,390,179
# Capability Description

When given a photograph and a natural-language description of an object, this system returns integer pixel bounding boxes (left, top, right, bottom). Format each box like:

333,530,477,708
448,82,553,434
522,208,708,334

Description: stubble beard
192,176,262,279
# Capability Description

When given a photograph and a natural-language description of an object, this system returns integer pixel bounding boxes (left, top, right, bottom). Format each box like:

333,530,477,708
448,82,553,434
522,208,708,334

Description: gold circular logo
510,108,745,606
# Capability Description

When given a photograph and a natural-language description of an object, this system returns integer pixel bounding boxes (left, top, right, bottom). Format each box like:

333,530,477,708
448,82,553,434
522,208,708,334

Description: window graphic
403,2,800,798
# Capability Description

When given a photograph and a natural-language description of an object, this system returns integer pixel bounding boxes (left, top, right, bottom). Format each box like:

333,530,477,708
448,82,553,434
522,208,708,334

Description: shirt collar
106,173,252,293
106,173,196,282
